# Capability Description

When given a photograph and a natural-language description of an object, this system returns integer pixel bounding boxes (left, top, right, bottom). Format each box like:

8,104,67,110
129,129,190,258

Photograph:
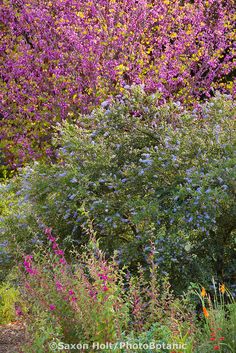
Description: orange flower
201,287,207,297
203,306,209,318
219,283,225,294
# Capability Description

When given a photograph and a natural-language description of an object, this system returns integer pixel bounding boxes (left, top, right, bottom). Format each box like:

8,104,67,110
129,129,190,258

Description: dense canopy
1,0,235,167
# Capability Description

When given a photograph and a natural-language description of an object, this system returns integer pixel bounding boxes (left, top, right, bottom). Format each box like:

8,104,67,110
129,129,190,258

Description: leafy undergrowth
0,88,235,353
5,224,234,353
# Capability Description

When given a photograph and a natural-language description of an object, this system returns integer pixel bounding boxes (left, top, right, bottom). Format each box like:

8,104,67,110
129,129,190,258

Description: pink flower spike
49,236,56,243
23,261,31,268
52,242,58,250
59,258,66,265
55,249,64,256
25,255,33,261
26,267,37,276
89,290,97,298
102,285,109,292
49,304,56,311
44,228,52,236
101,275,108,281
56,281,63,291
69,290,75,296
15,305,23,316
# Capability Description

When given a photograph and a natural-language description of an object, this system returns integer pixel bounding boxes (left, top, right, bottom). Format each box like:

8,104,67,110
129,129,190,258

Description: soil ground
0,322,26,353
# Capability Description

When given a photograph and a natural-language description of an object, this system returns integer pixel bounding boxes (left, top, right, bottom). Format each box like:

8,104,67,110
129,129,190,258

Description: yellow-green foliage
0,282,26,324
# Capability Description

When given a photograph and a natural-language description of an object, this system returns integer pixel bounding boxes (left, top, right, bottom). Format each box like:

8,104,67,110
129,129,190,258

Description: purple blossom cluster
0,0,235,167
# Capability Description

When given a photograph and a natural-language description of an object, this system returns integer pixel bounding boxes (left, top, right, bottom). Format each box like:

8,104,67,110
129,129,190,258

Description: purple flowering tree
0,0,235,167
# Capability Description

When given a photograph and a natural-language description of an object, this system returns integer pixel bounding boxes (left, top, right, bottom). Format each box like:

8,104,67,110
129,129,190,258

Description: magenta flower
99,274,108,281
15,305,23,316
45,227,57,242
24,255,33,261
49,304,56,311
52,242,58,250
45,228,52,236
59,258,67,265
89,290,97,299
27,268,38,276
55,249,64,256
102,285,109,292
55,281,63,291
49,236,57,243
23,255,38,276
23,261,31,268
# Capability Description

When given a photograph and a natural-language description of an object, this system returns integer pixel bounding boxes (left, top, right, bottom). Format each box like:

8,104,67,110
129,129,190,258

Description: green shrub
1,87,235,291
0,181,20,281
